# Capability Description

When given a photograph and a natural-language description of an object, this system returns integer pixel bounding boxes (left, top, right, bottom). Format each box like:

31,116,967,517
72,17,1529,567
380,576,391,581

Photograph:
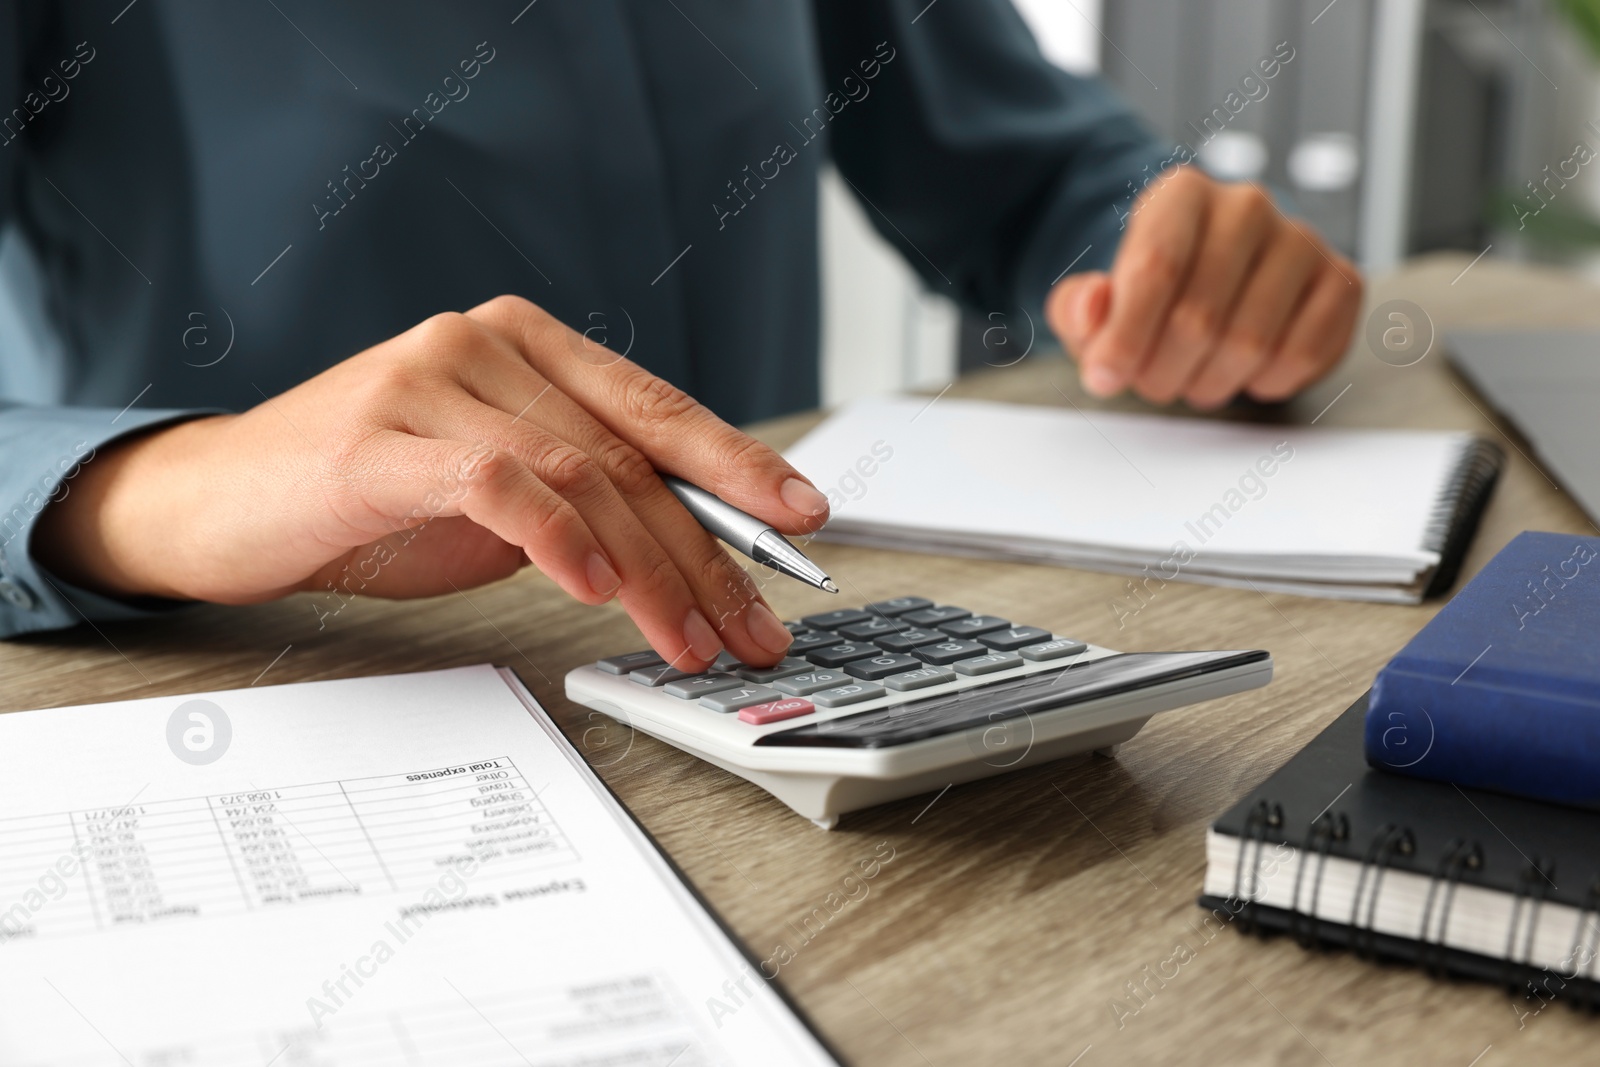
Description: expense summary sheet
0,665,836,1067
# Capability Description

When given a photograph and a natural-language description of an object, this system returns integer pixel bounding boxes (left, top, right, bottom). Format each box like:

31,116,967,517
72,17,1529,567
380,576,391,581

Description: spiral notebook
784,396,1503,603
1200,693,1600,1004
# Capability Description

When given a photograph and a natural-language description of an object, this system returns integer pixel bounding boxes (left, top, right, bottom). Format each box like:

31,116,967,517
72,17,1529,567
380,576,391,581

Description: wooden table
6,253,1597,1065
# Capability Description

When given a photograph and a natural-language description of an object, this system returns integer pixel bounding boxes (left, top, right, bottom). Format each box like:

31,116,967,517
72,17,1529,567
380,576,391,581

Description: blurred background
3,1,1598,411
823,0,1600,405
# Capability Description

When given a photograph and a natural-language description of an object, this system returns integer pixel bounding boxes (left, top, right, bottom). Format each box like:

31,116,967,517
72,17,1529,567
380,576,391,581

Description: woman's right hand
34,295,829,669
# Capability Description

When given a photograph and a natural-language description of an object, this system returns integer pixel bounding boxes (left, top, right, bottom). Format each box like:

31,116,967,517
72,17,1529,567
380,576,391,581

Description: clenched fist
1049,166,1363,409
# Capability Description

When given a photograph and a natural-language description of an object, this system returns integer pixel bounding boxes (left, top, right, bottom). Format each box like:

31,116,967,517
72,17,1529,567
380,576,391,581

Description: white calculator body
564,596,1272,828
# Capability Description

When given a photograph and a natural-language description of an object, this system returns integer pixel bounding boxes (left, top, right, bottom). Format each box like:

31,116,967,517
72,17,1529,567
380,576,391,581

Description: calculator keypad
865,596,934,616
734,658,813,684
954,651,1024,676
800,608,873,631
836,616,911,640
805,642,880,668
630,664,696,687
938,615,1010,638
812,682,885,708
787,630,843,654
598,650,666,675
738,698,815,725
978,626,1053,651
843,653,924,681
1020,639,1088,661
590,597,1087,734
914,639,989,665
883,665,956,691
903,606,972,627
699,684,785,713
663,674,747,700
872,628,945,653
772,669,852,696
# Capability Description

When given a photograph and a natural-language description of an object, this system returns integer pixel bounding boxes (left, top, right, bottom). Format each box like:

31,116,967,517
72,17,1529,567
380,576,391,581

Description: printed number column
209,784,395,905
75,799,246,925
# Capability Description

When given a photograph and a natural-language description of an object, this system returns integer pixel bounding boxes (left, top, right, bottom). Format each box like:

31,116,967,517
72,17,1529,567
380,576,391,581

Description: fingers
445,343,796,666
1245,254,1362,402
1044,173,1365,410
1077,166,1209,397
410,393,740,671
1182,224,1321,408
341,429,616,611
1045,271,1111,361
464,295,828,537
1131,183,1275,405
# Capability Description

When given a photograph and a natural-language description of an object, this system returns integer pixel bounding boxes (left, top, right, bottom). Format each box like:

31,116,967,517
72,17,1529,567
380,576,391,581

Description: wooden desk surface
5,253,1598,1065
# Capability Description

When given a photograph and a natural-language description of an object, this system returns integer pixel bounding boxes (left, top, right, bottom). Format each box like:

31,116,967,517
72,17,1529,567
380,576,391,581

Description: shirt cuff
0,405,213,638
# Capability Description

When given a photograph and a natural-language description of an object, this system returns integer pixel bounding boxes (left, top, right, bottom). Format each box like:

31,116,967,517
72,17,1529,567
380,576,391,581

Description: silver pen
663,476,839,594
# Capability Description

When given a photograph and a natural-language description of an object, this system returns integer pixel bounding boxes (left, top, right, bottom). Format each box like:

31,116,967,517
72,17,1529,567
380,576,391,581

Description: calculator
564,596,1272,828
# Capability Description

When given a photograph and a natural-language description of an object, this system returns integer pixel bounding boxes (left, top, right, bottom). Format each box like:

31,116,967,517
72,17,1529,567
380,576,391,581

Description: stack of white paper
784,396,1493,605
0,666,838,1066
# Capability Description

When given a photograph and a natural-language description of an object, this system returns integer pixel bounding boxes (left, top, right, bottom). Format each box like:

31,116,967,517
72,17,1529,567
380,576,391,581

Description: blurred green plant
1554,0,1600,60
1488,193,1600,247
1485,1,1600,248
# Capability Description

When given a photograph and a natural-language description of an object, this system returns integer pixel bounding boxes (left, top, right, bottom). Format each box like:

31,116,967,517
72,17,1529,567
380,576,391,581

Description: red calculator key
738,698,815,725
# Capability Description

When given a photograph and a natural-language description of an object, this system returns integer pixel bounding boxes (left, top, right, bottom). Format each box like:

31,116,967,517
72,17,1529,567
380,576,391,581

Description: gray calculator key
837,616,911,640
978,626,1053,651
873,628,945,653
783,619,808,634
914,639,988,665
788,630,842,653
630,664,696,687
597,650,665,675
938,615,1010,638
663,674,746,699
903,605,972,627
735,657,813,684
801,608,872,631
806,642,880,668
772,669,851,696
811,681,886,708
713,650,743,671
698,684,785,713
1020,639,1089,661
866,596,934,616
883,665,957,691
844,653,924,680
954,652,1024,676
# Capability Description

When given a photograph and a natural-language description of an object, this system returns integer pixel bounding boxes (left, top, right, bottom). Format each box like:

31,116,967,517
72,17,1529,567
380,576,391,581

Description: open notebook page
785,396,1472,586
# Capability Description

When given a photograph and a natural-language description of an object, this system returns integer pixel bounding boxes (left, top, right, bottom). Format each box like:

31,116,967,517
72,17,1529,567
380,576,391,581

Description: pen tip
822,579,839,594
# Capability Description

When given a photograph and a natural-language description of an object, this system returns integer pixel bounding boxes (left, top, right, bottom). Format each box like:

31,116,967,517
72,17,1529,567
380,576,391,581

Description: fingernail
1083,364,1124,397
683,608,723,662
586,553,621,598
780,477,829,519
744,600,793,656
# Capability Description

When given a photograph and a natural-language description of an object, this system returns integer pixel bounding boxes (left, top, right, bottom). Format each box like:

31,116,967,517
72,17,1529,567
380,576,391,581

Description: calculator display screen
752,650,1268,749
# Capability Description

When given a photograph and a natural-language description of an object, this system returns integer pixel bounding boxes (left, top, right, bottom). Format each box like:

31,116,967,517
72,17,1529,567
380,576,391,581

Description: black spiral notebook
1199,693,1600,1006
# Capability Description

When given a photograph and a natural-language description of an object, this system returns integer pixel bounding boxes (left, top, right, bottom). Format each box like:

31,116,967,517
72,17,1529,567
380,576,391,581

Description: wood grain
4,253,1597,1065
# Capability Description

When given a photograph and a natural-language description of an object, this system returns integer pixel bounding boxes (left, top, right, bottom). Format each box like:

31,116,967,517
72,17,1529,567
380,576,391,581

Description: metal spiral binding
1231,800,1282,934
1290,811,1348,949
1503,858,1555,993
1415,838,1482,977
1348,823,1415,959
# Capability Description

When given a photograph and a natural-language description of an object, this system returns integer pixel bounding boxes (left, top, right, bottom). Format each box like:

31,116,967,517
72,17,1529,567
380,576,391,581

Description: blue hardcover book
1365,530,1600,808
